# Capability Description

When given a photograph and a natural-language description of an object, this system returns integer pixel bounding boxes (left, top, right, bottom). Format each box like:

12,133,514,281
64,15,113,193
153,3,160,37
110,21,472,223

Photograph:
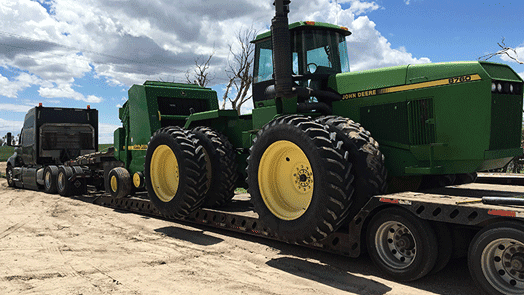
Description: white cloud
0,103,34,112
38,84,103,103
0,0,430,106
0,118,23,133
99,123,119,144
404,0,411,5
519,72,524,80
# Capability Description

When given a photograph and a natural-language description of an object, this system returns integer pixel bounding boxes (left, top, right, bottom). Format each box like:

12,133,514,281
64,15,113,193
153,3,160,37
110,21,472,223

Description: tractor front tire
191,126,238,208
247,115,353,244
145,127,208,219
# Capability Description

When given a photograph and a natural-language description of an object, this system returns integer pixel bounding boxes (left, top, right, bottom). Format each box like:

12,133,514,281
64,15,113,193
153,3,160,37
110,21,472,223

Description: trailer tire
366,207,438,281
108,167,132,198
247,115,353,244
43,165,58,193
468,221,524,295
191,126,238,208
57,166,74,197
145,126,208,219
429,222,453,274
6,164,15,187
314,116,387,224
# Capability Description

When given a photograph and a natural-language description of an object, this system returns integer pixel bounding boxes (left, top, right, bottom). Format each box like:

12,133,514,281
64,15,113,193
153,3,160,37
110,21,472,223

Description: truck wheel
6,165,15,187
57,166,74,197
247,115,353,244
145,126,207,219
314,116,387,224
468,221,524,295
191,126,238,208
107,167,132,198
43,166,58,193
366,207,438,281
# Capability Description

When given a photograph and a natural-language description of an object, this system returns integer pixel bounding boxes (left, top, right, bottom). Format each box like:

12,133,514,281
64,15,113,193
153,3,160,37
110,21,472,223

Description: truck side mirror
6,132,11,146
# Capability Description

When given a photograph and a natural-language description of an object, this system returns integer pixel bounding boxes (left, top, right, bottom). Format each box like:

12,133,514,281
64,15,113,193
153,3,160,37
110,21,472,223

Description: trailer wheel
6,164,14,187
145,126,207,218
108,167,132,198
191,126,238,208
57,166,74,197
366,207,438,281
43,166,58,193
429,222,453,274
314,116,387,225
468,221,524,295
247,115,353,244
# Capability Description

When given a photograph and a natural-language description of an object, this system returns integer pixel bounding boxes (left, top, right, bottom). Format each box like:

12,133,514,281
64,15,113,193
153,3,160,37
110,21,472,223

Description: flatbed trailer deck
92,179,524,256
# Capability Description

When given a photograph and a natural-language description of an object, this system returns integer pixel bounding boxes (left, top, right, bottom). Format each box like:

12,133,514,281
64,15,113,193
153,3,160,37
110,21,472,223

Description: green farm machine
6,0,524,293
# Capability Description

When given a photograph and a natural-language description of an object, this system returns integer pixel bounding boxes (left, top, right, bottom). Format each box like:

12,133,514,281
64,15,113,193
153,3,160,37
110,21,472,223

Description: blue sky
0,0,523,143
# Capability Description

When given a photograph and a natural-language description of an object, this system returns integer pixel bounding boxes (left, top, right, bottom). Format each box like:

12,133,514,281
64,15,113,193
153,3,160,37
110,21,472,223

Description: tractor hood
329,61,523,97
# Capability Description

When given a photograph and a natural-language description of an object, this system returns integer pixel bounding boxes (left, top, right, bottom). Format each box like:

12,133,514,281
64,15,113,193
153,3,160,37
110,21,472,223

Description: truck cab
6,105,98,190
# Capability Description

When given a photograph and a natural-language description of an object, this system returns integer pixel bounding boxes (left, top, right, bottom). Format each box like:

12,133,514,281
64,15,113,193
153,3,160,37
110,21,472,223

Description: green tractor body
116,21,523,189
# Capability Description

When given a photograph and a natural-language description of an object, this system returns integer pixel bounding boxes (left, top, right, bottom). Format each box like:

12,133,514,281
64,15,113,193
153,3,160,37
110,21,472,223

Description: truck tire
314,116,387,224
57,166,74,197
145,126,208,219
43,165,58,193
6,164,15,187
247,115,353,244
366,207,438,281
191,126,238,208
468,221,524,295
107,167,132,198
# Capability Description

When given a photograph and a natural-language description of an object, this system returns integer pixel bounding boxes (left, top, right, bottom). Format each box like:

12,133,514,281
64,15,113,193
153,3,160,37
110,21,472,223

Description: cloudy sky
0,0,523,143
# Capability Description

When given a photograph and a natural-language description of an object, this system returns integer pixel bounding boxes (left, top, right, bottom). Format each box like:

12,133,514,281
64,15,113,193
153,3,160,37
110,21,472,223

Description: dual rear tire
246,115,386,244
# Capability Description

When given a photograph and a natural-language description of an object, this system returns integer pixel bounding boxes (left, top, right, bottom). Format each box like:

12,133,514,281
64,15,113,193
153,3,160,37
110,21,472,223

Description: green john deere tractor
110,0,523,243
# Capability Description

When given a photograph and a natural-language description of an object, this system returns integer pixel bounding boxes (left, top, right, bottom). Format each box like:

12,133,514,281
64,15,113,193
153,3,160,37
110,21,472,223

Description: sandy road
0,163,482,295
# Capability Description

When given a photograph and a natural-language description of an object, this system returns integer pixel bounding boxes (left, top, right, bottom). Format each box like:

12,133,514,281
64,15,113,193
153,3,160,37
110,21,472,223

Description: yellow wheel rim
258,140,314,220
133,172,142,188
110,175,118,192
150,145,179,202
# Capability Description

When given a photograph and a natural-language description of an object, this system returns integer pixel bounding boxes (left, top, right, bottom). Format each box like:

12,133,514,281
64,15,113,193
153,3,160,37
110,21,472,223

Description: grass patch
0,146,15,162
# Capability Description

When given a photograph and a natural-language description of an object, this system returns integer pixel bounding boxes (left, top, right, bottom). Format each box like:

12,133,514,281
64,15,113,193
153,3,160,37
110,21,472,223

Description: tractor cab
252,21,351,103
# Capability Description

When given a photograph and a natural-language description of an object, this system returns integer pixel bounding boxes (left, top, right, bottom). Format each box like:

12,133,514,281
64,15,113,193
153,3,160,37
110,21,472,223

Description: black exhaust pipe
271,0,294,99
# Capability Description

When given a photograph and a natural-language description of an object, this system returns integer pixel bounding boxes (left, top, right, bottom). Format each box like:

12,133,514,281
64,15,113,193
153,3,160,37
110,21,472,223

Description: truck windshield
254,29,349,83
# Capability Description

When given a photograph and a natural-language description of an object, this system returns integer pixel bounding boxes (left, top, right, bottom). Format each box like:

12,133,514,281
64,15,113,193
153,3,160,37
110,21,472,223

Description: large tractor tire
314,116,387,224
43,165,58,193
145,126,208,219
191,126,238,208
247,115,354,244
107,167,132,198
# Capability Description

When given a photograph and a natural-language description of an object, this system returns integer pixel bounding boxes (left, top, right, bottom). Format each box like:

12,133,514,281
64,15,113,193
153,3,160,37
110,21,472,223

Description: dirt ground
0,162,482,295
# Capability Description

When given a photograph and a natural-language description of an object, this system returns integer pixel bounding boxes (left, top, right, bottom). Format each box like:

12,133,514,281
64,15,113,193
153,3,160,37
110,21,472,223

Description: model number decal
448,75,472,84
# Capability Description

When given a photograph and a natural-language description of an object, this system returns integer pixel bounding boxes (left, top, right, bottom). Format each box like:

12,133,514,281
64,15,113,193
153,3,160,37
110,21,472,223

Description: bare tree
479,37,524,64
186,50,215,87
222,28,257,114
